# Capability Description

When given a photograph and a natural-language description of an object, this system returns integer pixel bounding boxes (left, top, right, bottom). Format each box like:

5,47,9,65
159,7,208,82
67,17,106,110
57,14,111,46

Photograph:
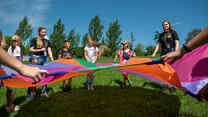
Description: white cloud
0,0,51,27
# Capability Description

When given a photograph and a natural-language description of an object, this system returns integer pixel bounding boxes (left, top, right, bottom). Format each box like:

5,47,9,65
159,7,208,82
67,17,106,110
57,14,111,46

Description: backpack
123,49,130,60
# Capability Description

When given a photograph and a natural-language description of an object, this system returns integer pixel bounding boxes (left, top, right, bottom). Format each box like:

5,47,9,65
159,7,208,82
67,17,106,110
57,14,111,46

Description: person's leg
89,74,94,90
68,79,72,91
121,72,128,88
38,56,49,97
32,87,37,97
87,74,90,90
6,89,16,111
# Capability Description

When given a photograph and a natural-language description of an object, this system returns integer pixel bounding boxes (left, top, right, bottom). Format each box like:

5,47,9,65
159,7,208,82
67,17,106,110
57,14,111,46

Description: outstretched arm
152,42,160,58
161,26,208,62
0,48,47,82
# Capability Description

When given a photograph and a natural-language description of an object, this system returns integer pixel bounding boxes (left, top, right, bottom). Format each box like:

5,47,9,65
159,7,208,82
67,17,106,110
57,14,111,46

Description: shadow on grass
14,86,182,117
0,95,26,117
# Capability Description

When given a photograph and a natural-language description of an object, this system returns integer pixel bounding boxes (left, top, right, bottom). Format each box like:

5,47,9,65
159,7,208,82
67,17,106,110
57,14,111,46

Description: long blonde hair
36,27,45,48
88,37,98,47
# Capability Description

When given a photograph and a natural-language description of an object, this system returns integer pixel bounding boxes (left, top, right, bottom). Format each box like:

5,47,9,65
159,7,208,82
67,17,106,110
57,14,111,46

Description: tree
134,43,145,56
4,36,12,50
67,29,80,49
185,29,201,43
15,16,33,55
15,16,32,43
82,33,89,48
50,19,66,59
145,45,154,56
106,19,122,56
88,15,104,42
153,30,160,41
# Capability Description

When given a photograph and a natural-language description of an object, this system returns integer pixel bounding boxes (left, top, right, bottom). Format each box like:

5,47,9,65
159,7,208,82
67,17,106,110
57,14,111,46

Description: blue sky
0,0,207,47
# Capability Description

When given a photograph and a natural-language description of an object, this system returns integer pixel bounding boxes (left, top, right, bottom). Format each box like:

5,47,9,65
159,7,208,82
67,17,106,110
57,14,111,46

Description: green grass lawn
0,57,208,117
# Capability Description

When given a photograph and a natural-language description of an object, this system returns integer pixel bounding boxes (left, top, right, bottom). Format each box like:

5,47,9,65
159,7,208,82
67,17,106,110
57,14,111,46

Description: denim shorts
37,56,48,65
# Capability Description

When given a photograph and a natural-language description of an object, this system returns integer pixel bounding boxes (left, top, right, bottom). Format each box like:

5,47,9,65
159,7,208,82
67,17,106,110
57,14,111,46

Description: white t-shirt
8,46,21,57
84,45,99,62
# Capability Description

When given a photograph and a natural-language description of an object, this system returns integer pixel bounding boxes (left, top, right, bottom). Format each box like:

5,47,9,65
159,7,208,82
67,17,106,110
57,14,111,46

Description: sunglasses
12,40,18,42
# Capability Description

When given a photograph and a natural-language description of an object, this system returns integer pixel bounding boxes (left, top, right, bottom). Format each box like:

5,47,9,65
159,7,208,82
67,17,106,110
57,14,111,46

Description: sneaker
90,86,95,91
160,87,168,93
5,105,20,113
121,82,126,88
169,87,176,94
41,91,49,98
26,95,34,102
62,87,67,92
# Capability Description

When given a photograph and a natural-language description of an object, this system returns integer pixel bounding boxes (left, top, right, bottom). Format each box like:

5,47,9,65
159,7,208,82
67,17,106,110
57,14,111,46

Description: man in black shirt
58,40,73,91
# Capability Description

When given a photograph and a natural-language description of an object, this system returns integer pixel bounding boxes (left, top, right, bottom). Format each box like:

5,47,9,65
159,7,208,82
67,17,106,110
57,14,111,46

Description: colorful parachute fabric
170,44,208,95
0,58,182,91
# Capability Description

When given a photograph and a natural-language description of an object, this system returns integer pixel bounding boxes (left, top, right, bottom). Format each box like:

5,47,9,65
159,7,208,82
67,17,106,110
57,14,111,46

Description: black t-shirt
58,48,72,59
158,30,179,51
30,37,52,56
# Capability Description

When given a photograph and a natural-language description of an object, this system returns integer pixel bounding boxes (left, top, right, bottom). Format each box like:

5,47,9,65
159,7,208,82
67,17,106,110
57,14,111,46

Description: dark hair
38,27,46,36
162,20,173,31
64,40,70,43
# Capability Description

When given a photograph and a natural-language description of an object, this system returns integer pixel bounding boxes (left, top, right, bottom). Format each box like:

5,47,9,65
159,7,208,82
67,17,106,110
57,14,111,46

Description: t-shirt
84,45,99,62
158,30,179,51
58,48,72,59
118,48,133,63
30,37,52,56
8,46,21,57
158,30,179,55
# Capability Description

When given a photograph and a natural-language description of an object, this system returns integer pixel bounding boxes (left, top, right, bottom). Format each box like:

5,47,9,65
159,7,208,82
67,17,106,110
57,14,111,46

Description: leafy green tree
82,33,89,48
88,15,104,42
106,19,122,56
15,16,32,55
185,29,201,43
67,29,80,49
15,16,32,43
145,45,154,56
4,36,12,50
134,43,145,56
67,29,82,57
153,31,160,41
50,19,66,59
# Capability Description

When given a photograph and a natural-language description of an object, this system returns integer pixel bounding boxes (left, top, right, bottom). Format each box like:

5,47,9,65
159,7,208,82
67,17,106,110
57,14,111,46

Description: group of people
0,20,208,112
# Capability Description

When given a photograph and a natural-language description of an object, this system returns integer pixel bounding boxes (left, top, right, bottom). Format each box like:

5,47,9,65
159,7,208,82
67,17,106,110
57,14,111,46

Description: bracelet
183,44,192,53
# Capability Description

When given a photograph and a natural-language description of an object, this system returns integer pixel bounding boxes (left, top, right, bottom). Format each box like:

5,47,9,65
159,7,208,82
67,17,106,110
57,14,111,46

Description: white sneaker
41,92,49,98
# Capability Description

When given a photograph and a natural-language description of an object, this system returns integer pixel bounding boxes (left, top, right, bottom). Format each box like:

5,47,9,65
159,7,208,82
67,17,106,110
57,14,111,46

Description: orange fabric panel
55,59,82,66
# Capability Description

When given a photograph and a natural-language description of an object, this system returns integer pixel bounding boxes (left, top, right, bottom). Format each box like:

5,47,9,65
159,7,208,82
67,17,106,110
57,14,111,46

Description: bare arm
161,26,208,62
0,48,47,82
114,51,119,62
186,26,208,50
152,42,160,57
30,47,45,53
93,51,99,63
84,50,90,62
175,40,179,50
47,47,54,61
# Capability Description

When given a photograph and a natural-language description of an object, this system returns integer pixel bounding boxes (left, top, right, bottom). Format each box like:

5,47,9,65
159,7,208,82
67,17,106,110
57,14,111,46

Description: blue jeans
37,56,48,93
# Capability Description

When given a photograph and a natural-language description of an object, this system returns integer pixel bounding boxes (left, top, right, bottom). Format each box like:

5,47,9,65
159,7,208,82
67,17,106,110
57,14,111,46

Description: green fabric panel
74,58,96,67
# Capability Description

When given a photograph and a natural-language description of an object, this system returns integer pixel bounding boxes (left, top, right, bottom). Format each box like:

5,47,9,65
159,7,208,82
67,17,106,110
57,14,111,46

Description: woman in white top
8,35,21,61
84,38,99,90
6,35,22,112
